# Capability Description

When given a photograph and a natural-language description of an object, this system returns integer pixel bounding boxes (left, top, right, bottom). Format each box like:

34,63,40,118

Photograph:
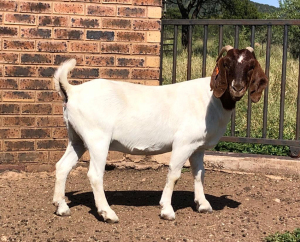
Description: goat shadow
65,190,241,221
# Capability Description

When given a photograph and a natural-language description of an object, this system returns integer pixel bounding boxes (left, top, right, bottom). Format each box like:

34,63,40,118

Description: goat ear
210,58,227,98
249,60,268,103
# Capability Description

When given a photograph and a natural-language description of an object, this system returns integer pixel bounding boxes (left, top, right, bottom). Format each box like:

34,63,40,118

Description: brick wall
0,0,162,170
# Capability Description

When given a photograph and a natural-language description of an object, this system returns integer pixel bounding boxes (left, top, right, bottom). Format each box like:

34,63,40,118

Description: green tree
278,0,300,58
165,0,259,48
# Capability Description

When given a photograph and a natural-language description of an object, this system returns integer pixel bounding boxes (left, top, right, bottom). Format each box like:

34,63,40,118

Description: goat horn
216,45,234,62
246,47,254,52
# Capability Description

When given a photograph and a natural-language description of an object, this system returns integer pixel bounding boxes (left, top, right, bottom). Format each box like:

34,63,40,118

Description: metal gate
160,19,300,157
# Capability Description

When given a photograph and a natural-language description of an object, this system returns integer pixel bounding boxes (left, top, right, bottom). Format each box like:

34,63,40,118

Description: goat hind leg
189,151,212,213
87,140,119,223
53,141,86,216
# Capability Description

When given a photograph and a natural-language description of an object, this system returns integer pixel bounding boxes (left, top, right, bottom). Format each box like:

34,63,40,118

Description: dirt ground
1,166,300,242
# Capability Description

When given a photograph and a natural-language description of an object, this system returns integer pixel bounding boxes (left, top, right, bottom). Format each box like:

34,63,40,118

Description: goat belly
109,139,172,155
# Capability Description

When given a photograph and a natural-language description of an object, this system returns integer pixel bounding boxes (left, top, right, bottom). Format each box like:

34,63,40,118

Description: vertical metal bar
231,25,239,136
279,25,288,139
202,25,208,78
218,25,223,53
296,55,300,140
247,25,255,137
159,23,164,85
263,25,272,138
187,25,193,81
172,25,178,84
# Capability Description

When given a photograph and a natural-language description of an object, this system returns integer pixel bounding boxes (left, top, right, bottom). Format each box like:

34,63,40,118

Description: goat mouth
230,87,246,101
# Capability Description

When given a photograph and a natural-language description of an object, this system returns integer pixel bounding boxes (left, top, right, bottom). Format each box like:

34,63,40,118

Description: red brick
36,116,65,127
87,5,116,17
100,68,129,79
132,68,160,79
2,91,35,102
0,104,20,114
85,56,115,66
54,29,84,40
4,140,35,151
101,43,130,54
37,41,67,53
22,104,52,115
39,16,69,27
71,68,99,79
54,55,84,66
52,127,68,139
3,39,35,51
0,27,18,37
49,151,65,162
0,78,18,89
0,53,18,64
86,31,114,41
18,151,48,162
0,1,18,12
20,2,52,13
3,116,35,126
117,57,144,67
116,31,145,42
69,42,98,53
118,7,146,17
21,128,51,138
4,13,36,25
133,20,161,30
53,103,63,115
0,153,18,163
132,44,160,55
21,27,51,39
54,3,84,15
103,0,132,3
36,91,60,102
36,139,67,150
5,66,37,77
133,0,162,6
102,18,131,29
37,67,55,77
21,54,52,64
0,128,20,139
19,79,52,90
71,17,100,28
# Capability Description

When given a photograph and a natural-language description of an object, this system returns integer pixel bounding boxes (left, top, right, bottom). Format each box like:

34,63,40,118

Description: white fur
238,54,244,63
53,59,233,222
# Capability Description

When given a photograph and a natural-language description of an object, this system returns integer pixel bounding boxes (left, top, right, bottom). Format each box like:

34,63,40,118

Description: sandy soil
1,166,300,242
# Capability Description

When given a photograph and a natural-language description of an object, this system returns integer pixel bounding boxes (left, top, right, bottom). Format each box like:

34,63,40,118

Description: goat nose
232,84,244,92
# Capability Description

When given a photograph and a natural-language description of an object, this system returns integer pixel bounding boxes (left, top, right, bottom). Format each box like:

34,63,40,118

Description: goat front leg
87,140,119,223
53,141,86,216
160,145,195,220
189,150,212,213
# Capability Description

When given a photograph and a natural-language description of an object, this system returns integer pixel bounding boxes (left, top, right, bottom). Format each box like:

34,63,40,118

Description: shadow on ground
66,191,241,221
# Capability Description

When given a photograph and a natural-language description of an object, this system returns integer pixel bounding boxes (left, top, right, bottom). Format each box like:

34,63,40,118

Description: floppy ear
249,60,268,103
210,57,227,98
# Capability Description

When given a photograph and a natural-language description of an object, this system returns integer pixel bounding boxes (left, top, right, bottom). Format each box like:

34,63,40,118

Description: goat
52,45,268,223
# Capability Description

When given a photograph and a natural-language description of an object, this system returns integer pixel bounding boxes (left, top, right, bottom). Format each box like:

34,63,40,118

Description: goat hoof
55,202,71,216
56,208,71,216
100,210,119,223
160,207,176,220
196,202,213,213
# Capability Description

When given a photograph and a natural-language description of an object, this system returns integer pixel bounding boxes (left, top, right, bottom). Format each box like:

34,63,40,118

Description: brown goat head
210,45,268,109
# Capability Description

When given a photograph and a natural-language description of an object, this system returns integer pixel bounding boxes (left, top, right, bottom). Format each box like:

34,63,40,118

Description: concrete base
1,151,299,177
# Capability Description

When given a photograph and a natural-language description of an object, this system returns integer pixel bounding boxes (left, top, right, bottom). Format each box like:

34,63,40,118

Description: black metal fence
160,19,300,157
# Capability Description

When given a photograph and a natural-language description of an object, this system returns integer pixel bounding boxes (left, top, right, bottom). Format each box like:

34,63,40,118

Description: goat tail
54,59,76,102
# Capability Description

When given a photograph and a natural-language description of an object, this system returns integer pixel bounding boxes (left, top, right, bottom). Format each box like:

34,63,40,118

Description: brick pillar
0,0,162,170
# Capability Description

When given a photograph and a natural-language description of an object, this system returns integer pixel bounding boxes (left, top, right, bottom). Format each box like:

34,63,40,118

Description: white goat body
53,46,268,222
